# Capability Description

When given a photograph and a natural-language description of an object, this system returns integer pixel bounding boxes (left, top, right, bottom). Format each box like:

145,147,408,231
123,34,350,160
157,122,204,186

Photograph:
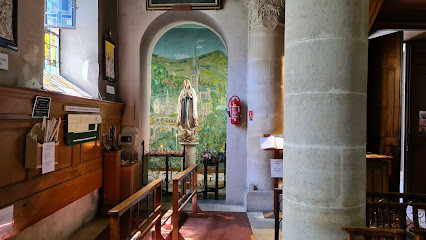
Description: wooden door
367,32,403,192
405,40,426,194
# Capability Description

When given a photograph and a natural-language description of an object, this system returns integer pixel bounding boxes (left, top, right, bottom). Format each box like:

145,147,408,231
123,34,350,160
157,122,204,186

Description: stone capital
245,0,284,28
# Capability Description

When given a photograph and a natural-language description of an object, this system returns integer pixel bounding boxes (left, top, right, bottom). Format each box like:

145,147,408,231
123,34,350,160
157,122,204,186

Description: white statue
176,79,198,142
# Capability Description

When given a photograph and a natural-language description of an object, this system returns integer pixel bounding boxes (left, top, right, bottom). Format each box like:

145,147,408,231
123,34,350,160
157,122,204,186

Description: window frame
44,27,61,75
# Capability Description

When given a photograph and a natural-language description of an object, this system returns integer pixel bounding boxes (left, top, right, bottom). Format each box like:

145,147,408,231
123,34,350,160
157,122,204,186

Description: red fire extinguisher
228,96,241,124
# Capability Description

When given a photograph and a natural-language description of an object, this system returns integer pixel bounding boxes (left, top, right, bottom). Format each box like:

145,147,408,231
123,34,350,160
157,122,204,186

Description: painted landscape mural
150,24,227,169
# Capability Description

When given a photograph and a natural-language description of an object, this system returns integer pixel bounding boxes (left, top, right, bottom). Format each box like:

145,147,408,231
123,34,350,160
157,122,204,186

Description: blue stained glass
45,0,76,28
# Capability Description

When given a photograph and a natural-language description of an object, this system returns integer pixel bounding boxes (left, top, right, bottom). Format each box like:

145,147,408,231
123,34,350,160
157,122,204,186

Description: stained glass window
45,0,76,28
44,28,60,75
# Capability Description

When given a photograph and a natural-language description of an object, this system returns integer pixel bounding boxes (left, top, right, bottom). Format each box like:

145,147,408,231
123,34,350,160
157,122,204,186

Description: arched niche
137,10,247,205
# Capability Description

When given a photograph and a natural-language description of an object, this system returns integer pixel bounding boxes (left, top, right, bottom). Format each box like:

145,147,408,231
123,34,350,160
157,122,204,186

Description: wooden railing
167,164,205,240
108,179,164,240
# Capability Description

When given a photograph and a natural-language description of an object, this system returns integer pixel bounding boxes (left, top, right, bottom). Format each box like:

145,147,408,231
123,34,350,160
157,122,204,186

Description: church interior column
245,0,284,211
282,0,369,239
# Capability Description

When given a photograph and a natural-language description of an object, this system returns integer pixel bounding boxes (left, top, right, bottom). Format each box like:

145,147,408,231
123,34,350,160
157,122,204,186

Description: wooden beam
370,0,385,33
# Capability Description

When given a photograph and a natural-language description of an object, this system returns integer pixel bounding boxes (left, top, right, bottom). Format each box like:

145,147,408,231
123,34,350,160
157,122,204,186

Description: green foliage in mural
150,50,228,168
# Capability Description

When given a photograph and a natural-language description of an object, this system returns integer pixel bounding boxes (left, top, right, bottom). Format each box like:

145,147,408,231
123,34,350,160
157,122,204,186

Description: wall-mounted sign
67,114,102,146
106,85,115,95
270,159,283,178
420,111,426,133
249,111,253,121
0,53,8,70
147,0,221,10
32,96,51,118
64,105,100,113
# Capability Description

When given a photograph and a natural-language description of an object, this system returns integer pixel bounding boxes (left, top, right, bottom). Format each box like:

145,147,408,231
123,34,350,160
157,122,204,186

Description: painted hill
151,50,228,97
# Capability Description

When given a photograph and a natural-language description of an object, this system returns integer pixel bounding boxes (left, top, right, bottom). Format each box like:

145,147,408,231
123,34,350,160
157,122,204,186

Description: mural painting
150,24,227,170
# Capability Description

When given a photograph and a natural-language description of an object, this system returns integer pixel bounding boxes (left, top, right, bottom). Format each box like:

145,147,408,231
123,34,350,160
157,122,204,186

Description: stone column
180,142,198,168
245,0,284,211
282,0,368,239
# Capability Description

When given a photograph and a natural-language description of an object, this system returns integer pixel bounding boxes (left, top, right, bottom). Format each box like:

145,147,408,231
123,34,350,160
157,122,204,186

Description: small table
145,150,185,195
201,153,225,200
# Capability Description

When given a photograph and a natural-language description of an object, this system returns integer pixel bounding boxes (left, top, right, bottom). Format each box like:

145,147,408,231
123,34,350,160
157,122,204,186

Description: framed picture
0,0,18,51
147,0,221,10
103,38,116,82
419,111,426,133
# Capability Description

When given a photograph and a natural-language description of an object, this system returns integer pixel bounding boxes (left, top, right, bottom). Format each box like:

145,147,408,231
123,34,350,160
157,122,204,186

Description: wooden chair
342,226,406,240
412,203,426,240
366,201,407,230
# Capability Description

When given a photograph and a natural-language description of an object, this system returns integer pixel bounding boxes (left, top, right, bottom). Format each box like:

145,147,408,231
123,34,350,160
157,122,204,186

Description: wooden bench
167,164,205,240
342,226,406,240
367,192,426,203
108,179,164,240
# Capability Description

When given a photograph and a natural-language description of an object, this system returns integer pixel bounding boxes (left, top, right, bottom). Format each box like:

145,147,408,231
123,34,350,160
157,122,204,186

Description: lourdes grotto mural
150,24,228,169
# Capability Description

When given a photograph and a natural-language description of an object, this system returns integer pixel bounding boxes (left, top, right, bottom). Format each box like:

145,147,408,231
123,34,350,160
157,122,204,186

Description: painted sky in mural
150,25,228,167
153,24,227,59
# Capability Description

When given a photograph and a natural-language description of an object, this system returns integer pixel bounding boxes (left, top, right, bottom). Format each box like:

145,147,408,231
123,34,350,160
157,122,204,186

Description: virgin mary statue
176,79,198,142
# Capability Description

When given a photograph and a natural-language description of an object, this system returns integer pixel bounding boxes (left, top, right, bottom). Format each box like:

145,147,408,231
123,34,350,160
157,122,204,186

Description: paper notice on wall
68,114,102,124
270,159,283,178
0,205,13,236
42,142,55,174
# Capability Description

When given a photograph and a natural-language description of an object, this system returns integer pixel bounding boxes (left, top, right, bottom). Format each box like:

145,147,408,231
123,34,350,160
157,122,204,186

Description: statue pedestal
180,142,198,168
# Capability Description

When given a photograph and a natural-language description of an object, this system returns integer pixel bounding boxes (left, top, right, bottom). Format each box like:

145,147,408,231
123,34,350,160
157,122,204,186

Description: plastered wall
118,1,249,205
0,0,44,89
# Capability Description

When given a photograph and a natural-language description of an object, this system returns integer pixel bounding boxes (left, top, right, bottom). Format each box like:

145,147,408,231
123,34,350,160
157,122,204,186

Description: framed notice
103,38,116,82
420,111,426,133
32,96,51,118
0,0,18,51
147,0,221,10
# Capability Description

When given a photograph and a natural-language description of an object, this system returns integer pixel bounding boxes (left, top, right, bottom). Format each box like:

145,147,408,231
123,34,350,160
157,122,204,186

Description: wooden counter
367,153,393,192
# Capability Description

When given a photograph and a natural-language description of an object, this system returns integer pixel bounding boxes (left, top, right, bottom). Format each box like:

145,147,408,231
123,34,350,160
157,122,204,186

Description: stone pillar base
180,142,198,168
245,190,274,212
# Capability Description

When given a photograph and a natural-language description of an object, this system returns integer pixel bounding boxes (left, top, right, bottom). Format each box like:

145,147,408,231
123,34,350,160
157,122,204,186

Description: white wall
118,1,249,205
61,0,99,98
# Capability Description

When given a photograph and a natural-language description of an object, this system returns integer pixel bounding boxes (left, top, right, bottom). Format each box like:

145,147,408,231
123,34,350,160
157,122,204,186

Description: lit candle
160,144,163,152
175,133,178,151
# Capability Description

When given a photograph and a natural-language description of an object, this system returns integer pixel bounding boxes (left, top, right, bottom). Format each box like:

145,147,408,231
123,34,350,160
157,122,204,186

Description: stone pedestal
180,142,198,168
282,0,369,239
245,0,284,211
